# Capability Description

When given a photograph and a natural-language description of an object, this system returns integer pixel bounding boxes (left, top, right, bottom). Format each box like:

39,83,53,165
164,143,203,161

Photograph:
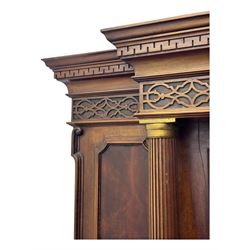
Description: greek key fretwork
54,63,133,80
118,34,209,57
72,94,139,120
141,77,209,111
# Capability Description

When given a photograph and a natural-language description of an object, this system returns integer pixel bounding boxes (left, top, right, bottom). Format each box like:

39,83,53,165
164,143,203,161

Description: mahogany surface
99,144,148,239
176,118,209,239
43,12,210,239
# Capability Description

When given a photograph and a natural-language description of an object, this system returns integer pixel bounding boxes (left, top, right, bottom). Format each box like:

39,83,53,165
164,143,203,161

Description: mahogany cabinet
43,11,209,239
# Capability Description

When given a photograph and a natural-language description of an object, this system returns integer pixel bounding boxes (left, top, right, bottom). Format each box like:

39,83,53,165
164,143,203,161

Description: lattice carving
117,34,209,57
72,94,139,120
55,62,133,79
141,77,209,111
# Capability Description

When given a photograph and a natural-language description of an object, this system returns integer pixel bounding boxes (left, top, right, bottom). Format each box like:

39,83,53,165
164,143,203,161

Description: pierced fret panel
72,94,139,120
141,76,209,112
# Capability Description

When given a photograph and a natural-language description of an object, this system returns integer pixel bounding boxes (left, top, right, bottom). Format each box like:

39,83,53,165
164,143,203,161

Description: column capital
139,118,176,138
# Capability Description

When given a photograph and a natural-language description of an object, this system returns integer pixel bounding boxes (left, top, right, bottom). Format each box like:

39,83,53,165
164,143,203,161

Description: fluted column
141,119,178,239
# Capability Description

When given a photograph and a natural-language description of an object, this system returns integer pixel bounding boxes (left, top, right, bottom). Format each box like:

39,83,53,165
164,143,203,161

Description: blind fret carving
55,62,133,80
72,94,139,120
118,34,209,57
141,77,209,111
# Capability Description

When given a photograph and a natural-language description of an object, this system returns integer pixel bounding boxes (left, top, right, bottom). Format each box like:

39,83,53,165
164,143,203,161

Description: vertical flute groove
148,139,152,239
156,139,159,238
153,139,156,238
148,135,177,239
159,138,163,239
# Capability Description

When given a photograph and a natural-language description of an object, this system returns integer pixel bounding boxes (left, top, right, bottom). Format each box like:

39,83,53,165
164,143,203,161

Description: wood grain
71,127,84,239
176,118,209,239
98,144,148,239
42,12,209,240
148,137,178,239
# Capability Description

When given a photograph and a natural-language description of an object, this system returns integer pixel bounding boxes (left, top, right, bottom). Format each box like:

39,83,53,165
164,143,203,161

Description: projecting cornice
42,50,134,82
101,12,209,59
42,11,209,123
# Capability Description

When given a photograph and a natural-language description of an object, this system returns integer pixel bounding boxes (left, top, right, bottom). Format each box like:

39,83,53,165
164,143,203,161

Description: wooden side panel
176,118,209,239
98,144,148,239
79,125,147,239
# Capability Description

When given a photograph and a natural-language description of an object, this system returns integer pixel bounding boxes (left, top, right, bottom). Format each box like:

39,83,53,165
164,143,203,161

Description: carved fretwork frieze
54,62,133,80
138,75,209,117
117,33,209,58
72,93,139,121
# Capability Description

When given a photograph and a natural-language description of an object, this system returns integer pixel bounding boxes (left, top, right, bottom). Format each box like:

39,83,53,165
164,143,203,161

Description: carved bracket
71,127,83,155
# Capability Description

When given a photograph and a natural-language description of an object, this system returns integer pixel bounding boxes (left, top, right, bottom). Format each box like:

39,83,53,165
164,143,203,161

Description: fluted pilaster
142,119,178,239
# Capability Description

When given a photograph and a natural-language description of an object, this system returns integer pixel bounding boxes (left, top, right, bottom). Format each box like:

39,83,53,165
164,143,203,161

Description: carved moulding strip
42,50,135,82
71,127,84,239
54,62,133,80
137,74,209,118
117,33,209,58
72,93,139,121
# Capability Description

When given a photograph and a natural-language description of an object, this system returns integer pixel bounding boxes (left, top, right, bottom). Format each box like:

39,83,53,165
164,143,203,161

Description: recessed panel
98,144,148,239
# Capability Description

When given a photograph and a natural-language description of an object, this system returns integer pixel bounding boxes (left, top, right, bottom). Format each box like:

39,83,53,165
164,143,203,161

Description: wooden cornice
42,50,139,125
42,49,134,82
43,12,209,124
101,12,209,59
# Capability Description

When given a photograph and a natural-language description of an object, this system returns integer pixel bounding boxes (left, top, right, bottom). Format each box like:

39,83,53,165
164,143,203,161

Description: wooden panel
98,144,148,239
176,118,209,239
131,50,209,77
79,125,147,239
67,76,138,96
